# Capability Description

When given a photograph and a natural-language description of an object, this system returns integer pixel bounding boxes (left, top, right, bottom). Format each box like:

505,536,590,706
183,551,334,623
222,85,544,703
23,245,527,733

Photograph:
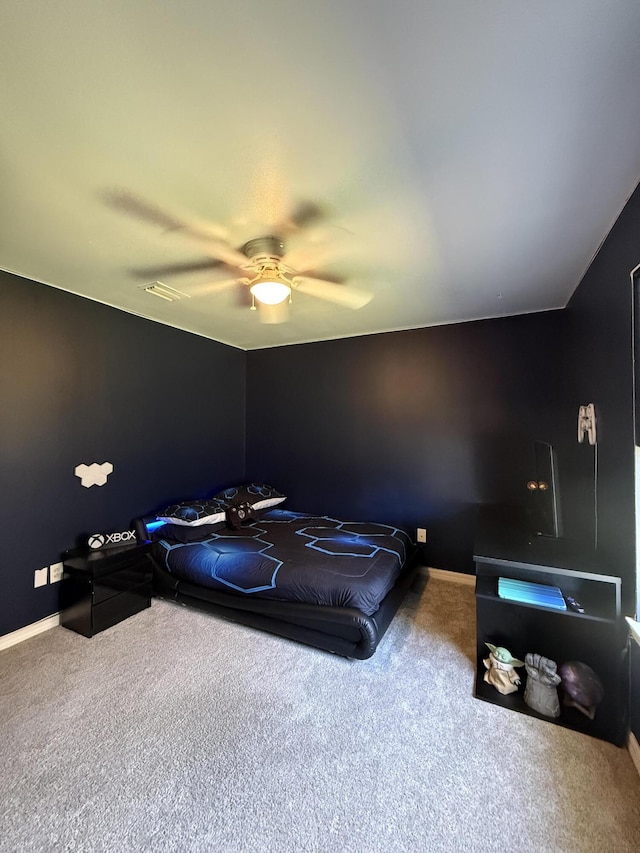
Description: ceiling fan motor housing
242,236,285,260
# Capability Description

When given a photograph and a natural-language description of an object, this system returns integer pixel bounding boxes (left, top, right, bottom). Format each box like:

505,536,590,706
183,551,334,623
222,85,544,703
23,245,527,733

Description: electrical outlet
34,567,48,588
49,562,64,583
416,528,427,544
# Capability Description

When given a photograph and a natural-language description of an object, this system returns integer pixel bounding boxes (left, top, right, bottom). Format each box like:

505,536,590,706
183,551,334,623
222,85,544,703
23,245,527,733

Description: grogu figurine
483,643,525,695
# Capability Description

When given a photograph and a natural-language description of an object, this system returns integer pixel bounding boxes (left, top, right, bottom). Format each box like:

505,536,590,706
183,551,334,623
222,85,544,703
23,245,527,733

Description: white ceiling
1,1,639,350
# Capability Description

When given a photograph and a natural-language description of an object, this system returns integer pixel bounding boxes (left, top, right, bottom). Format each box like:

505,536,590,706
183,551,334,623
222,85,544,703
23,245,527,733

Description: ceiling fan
103,189,373,324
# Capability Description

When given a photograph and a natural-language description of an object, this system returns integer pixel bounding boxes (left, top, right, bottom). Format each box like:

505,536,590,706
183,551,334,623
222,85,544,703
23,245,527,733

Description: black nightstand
61,543,153,637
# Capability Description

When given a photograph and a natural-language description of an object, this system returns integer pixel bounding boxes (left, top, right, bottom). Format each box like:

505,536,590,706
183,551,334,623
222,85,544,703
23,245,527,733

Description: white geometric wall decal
74,462,114,488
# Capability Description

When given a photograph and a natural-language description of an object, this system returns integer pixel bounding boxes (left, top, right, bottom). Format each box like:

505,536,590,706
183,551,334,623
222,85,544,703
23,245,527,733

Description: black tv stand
474,504,627,745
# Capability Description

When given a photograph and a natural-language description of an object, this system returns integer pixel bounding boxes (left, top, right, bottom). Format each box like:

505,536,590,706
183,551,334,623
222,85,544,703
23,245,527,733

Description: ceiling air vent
140,281,190,302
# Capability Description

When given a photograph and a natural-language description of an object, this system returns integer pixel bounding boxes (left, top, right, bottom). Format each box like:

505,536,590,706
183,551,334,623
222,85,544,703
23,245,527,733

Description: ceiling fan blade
246,152,326,235
101,188,186,231
290,200,326,229
280,241,345,272
294,277,372,309
102,188,230,240
258,300,290,324
279,221,357,271
235,281,253,307
299,270,345,285
102,188,246,267
182,232,249,269
188,278,256,304
274,200,327,238
129,258,227,280
186,277,242,297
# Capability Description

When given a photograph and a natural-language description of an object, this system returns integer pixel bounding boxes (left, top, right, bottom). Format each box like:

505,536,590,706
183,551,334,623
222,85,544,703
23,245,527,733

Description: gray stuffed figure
524,652,561,717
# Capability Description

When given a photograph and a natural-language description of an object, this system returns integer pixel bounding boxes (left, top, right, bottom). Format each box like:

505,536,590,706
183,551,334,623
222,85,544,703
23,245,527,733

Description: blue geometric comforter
152,509,412,616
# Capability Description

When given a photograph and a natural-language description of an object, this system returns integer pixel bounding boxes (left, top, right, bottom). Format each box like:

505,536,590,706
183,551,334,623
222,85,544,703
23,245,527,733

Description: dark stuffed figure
225,502,254,530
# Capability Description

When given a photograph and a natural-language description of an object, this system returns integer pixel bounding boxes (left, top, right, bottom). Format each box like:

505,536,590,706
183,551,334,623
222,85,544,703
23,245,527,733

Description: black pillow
214,483,285,511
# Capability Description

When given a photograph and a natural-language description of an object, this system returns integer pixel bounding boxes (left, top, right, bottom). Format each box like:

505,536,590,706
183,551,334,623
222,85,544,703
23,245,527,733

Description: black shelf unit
474,506,627,745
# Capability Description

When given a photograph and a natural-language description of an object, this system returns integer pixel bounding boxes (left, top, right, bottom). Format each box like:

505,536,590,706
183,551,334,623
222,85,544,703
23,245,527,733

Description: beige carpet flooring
1,574,639,852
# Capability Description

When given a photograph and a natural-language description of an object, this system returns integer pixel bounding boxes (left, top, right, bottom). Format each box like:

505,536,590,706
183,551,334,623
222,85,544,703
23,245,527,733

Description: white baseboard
629,732,640,780
426,567,475,587
0,613,61,652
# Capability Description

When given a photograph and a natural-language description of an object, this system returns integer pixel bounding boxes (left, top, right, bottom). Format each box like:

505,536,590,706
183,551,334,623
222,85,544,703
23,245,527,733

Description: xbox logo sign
87,529,136,550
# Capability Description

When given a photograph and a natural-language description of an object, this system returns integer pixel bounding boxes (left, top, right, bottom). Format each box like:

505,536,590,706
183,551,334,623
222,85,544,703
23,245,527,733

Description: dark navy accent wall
559,184,640,615
557,183,640,738
0,271,245,636
246,311,565,574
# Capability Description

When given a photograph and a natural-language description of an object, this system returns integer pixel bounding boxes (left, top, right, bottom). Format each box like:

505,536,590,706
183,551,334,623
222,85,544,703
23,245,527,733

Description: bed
134,483,421,659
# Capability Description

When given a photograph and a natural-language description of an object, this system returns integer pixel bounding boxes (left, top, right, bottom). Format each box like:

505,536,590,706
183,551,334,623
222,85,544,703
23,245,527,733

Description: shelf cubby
474,505,628,745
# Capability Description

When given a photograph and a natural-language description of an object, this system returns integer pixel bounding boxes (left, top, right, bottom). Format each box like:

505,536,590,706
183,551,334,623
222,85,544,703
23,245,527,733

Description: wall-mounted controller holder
578,403,597,445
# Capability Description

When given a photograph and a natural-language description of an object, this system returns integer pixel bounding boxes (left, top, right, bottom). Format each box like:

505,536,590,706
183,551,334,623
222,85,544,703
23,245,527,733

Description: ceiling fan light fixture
249,278,291,305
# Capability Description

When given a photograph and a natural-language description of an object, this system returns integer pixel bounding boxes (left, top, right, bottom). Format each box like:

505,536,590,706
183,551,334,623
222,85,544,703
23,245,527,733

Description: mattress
152,508,412,616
